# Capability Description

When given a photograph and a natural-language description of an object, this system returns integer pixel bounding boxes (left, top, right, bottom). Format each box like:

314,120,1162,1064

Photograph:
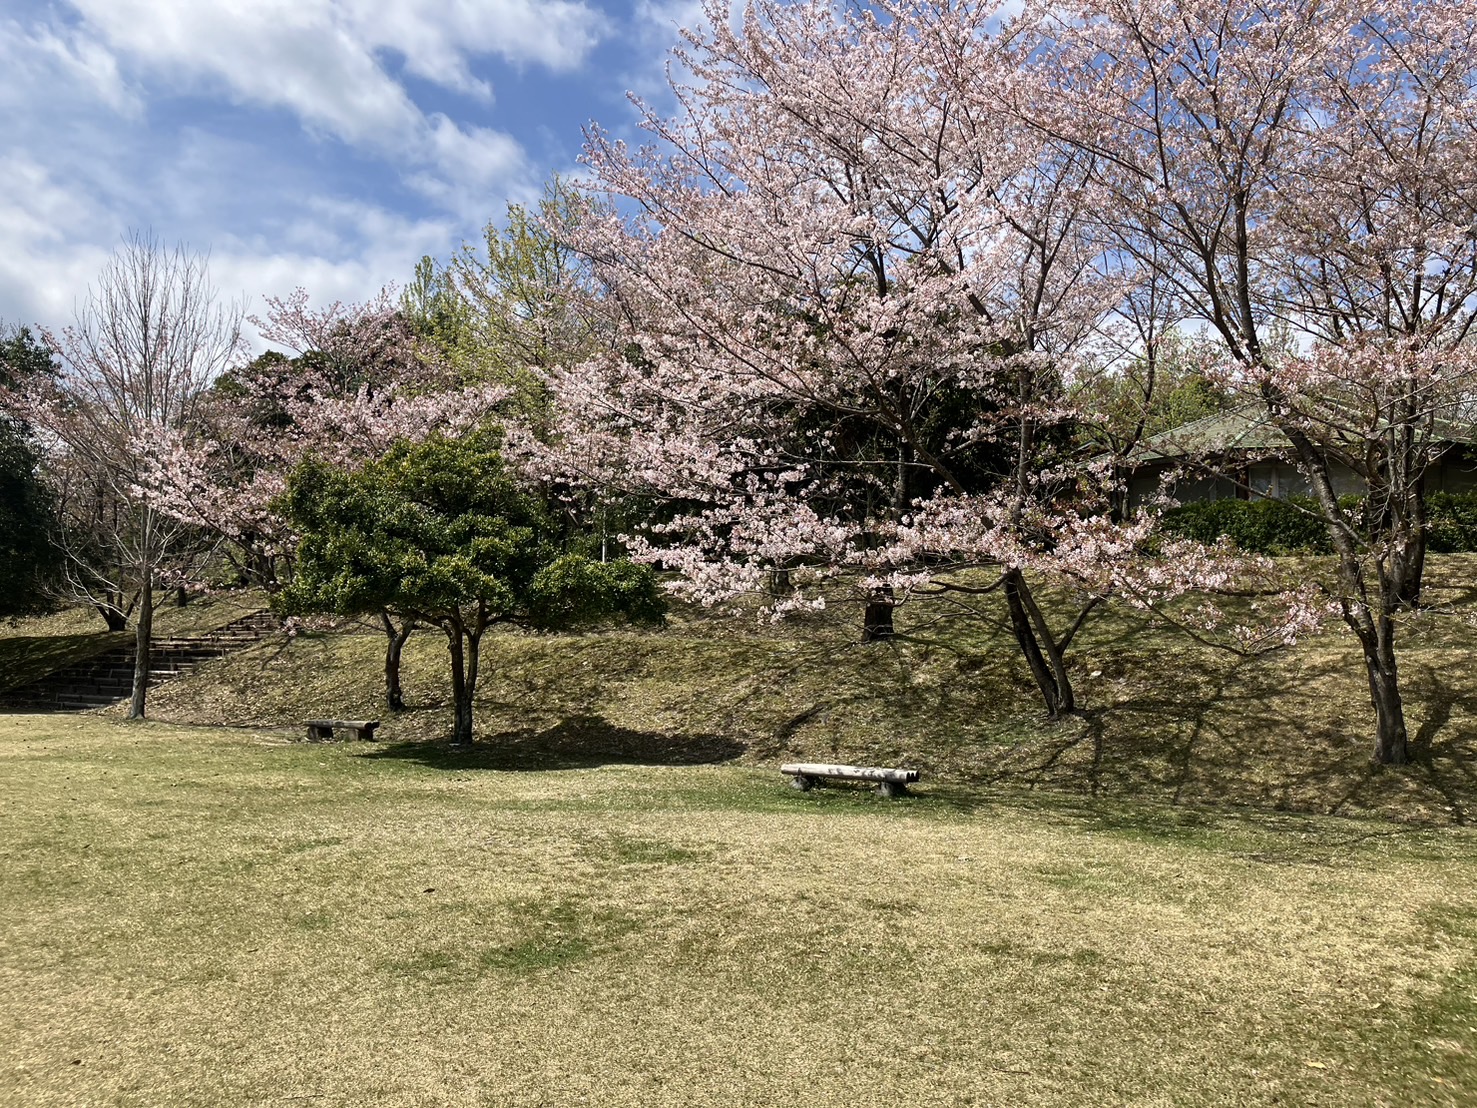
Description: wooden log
778,762,919,784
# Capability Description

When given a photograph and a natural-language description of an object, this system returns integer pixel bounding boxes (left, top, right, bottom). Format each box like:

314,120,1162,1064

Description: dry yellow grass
2,715,1476,1107
131,559,1477,826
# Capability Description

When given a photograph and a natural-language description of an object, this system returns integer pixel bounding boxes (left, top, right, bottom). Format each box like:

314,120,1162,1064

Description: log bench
780,762,920,799
305,718,380,742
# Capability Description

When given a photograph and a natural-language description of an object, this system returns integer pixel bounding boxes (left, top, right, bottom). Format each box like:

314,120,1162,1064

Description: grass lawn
136,558,1477,825
3,714,1476,1107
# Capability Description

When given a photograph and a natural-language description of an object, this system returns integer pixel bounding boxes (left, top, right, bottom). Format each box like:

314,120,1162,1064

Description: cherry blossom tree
1022,0,1477,762
553,0,1209,718
23,232,244,718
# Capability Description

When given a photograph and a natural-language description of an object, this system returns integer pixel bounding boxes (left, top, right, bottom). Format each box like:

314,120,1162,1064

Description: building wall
1127,464,1237,509
1129,452,1475,508
1245,461,1363,499
1432,453,1477,494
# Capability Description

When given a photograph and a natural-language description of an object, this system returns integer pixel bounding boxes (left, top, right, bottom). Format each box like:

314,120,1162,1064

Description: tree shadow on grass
356,714,746,772
957,640,1477,825
0,632,128,699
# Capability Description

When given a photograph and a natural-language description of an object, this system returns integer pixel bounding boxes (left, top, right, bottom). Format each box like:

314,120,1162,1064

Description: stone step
1,605,280,712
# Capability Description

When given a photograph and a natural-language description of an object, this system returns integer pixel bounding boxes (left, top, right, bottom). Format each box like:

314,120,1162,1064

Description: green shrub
1163,491,1477,554
1426,492,1477,553
1162,497,1331,555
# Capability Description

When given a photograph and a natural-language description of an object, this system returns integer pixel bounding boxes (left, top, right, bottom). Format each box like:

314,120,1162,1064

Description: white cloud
0,155,123,327
60,0,608,147
346,0,611,92
64,0,426,148
0,0,622,338
409,116,537,220
0,17,140,118
0,148,454,350
42,0,575,220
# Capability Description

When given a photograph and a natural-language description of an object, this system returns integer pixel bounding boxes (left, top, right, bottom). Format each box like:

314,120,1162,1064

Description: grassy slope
131,559,1477,826
0,591,269,694
2,715,1474,1107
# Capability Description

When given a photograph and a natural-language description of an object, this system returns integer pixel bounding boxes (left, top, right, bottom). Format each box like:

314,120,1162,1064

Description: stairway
3,609,281,712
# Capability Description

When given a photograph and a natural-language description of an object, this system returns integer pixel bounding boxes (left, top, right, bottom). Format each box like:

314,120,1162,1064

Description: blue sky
0,0,702,345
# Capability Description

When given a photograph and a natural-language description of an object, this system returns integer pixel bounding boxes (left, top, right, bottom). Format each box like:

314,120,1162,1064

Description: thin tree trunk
1273,409,1412,764
1394,520,1426,610
128,577,152,719
1003,568,1073,718
1363,611,1409,765
463,629,481,741
380,611,413,712
862,584,895,642
446,621,480,746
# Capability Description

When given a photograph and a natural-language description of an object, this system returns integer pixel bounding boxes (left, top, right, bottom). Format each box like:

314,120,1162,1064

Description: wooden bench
780,762,920,799
305,718,380,742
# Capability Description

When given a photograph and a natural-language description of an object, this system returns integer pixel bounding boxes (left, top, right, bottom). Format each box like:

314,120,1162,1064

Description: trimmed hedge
1162,491,1477,554
1427,492,1477,553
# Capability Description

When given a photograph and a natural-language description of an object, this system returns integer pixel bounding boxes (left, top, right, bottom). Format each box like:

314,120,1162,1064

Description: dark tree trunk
128,578,153,720
380,611,413,712
862,585,895,642
175,586,189,608
1003,569,1074,718
1393,526,1426,610
96,599,128,632
1272,408,1414,765
1360,611,1409,765
445,621,481,746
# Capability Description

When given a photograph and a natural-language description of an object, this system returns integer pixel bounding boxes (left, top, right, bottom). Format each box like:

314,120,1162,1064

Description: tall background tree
137,288,507,711
1022,0,1477,762
552,0,1286,718
0,323,62,617
25,232,244,718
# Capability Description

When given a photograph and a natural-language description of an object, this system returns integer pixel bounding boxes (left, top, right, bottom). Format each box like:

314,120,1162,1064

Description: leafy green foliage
1074,332,1233,458
1160,497,1333,555
1426,492,1477,554
1163,491,1477,555
0,431,58,616
0,322,59,616
527,555,667,631
0,322,57,390
278,432,665,632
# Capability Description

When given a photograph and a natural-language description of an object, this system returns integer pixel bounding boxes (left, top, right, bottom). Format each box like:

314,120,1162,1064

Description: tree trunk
1272,410,1413,766
128,577,153,720
1394,526,1426,610
380,611,413,712
464,629,481,740
1003,569,1073,718
1361,614,1409,765
862,585,895,642
96,598,128,632
445,622,480,746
